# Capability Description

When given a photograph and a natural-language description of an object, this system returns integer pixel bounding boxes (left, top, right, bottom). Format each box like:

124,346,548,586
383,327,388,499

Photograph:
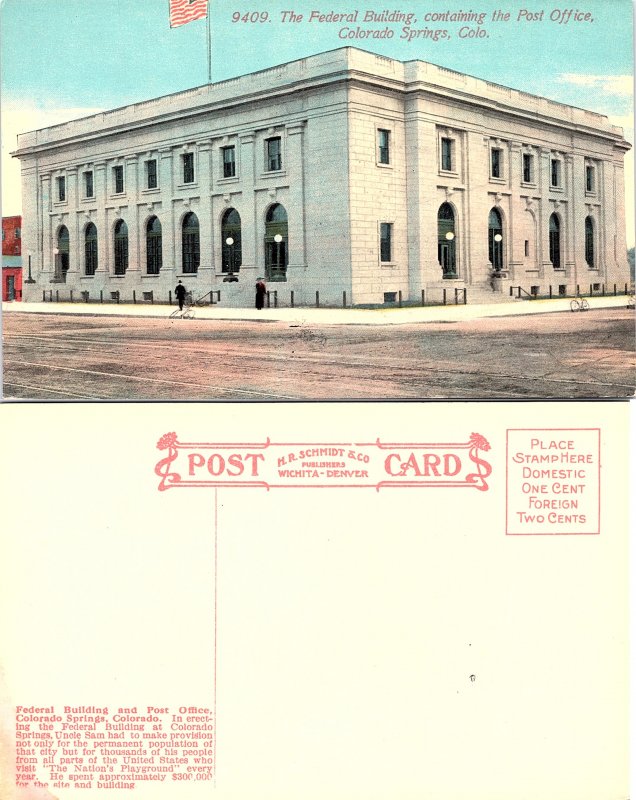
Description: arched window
114,220,128,275
549,214,561,269
221,209,242,274
182,212,200,274
488,208,503,271
57,225,70,281
264,203,288,281
585,217,594,268
85,223,98,276
437,203,457,278
146,216,162,275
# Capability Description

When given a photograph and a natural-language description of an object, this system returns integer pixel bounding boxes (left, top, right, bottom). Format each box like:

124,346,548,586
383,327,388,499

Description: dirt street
3,307,634,400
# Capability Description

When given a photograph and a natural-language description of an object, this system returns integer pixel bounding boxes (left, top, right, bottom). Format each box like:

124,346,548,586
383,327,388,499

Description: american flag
169,0,208,28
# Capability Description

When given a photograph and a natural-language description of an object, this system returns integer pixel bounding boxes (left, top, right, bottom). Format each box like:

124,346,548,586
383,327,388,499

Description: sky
1,0,633,244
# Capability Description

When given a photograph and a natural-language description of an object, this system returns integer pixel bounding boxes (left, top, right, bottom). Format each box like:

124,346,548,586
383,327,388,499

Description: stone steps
467,285,524,304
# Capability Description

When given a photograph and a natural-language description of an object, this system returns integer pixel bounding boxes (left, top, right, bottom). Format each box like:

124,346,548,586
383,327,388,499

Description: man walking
175,280,187,311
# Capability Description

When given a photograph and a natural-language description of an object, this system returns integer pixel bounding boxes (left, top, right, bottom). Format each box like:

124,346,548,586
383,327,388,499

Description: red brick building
2,215,23,301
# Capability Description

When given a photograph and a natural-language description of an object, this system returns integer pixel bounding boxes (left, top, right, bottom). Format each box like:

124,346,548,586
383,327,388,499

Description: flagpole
206,2,212,83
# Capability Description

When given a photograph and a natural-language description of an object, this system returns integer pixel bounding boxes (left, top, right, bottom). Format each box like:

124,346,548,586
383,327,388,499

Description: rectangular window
551,159,561,187
377,129,390,165
524,240,529,257
15,227,21,239
57,176,66,202
146,159,158,189
522,153,533,183
84,171,94,198
380,223,392,262
222,146,236,178
491,148,502,179
183,152,195,184
113,165,124,194
266,137,282,171
441,138,453,171
586,165,594,192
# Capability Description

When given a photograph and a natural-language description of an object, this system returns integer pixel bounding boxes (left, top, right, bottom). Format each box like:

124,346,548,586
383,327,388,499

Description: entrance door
265,239,287,281
7,276,15,301
438,242,456,278
264,203,288,281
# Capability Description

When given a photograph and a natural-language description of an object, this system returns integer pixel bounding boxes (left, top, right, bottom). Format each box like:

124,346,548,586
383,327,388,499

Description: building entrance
264,203,288,281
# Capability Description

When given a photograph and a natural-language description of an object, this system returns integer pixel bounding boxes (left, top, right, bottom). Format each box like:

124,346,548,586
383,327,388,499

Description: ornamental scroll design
155,434,493,493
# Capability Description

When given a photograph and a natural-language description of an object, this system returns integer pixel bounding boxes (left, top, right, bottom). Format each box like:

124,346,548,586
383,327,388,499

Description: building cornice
11,47,630,161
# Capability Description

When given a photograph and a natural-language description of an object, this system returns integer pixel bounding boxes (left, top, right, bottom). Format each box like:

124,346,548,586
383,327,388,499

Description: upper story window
550,158,562,188
15,227,21,239
490,148,503,179
380,222,392,262
377,129,390,165
441,137,454,172
113,165,124,194
84,171,94,198
182,152,195,184
522,153,534,183
585,164,595,193
266,137,282,171
146,159,158,190
222,146,236,178
56,176,66,202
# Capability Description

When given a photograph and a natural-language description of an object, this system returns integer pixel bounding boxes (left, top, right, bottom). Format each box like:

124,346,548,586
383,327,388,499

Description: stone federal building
13,47,631,306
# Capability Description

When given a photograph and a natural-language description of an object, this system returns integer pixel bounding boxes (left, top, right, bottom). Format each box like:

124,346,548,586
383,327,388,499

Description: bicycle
569,294,590,312
170,291,195,319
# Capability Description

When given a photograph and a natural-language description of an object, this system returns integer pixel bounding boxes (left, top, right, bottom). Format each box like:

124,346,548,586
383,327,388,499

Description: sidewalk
2,294,632,326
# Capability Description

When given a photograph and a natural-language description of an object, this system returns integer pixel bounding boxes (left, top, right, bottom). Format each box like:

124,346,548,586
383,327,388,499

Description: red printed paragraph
15,705,214,790
506,429,600,535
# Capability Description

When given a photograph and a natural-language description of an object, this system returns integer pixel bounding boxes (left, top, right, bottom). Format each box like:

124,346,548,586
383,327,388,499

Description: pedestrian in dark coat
175,280,187,311
255,278,266,310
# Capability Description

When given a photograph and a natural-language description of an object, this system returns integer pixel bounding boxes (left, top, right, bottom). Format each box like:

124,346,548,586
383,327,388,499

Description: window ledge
80,276,95,280
81,196,96,203
218,176,239,184
141,188,160,195
489,177,506,184
520,181,537,189
142,273,162,278
439,169,459,178
376,162,393,169
177,182,198,190
261,169,286,178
